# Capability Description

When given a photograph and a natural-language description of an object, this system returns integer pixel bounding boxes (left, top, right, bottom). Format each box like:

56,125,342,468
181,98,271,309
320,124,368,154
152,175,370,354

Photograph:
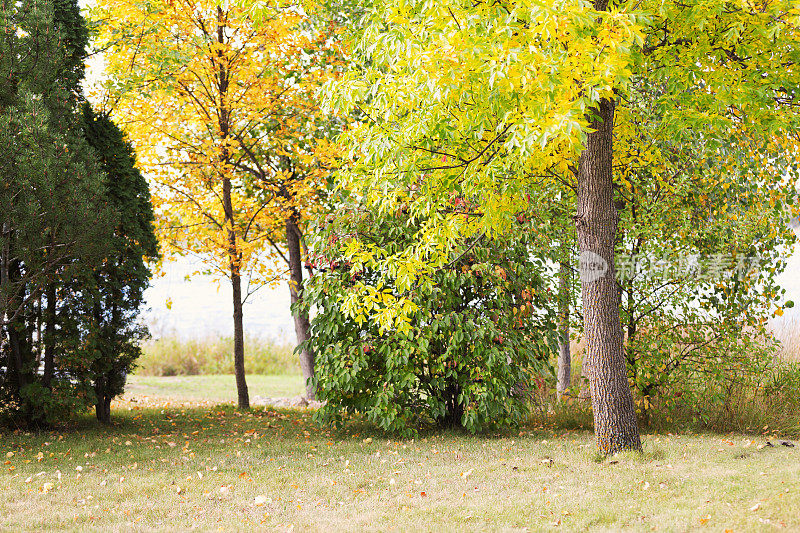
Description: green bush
136,335,297,376
303,210,557,437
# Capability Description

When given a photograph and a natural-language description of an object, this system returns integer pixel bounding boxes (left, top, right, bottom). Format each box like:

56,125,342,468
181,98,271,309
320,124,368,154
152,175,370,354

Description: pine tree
0,0,154,426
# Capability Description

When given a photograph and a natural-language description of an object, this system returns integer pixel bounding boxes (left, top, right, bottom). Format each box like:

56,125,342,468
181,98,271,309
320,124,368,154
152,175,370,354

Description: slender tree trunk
1,227,11,381
8,324,26,392
35,294,42,368
217,8,248,410
286,215,315,399
230,262,249,410
574,97,641,454
224,178,249,410
7,259,28,395
556,259,571,400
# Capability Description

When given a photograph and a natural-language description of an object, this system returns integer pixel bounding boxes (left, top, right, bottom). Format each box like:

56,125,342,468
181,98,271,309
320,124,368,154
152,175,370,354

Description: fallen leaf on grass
750,503,761,511
699,515,710,525
461,469,473,479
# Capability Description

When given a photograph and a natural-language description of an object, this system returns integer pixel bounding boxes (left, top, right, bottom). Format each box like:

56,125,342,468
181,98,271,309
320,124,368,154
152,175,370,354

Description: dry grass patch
774,318,800,363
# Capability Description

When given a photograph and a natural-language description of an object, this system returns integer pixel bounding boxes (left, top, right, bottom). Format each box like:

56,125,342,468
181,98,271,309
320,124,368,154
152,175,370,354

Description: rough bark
574,97,642,454
96,396,112,424
286,215,315,399
556,259,571,400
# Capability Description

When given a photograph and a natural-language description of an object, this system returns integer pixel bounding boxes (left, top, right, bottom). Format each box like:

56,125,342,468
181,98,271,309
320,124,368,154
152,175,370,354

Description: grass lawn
1,377,799,532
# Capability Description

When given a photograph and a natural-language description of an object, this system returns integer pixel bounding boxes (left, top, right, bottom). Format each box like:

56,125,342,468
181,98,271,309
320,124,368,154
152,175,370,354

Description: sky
141,235,800,342
142,258,295,341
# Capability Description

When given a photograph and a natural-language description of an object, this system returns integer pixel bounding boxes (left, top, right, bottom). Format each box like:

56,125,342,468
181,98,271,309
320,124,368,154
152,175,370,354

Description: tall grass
136,335,299,376
542,326,800,437
774,317,800,362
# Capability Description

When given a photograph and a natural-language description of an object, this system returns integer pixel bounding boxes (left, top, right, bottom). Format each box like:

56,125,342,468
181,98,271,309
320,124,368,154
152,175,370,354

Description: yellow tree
94,0,339,407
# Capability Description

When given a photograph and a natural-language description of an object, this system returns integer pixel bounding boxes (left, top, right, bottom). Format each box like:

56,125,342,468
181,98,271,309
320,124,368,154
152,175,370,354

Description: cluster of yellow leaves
94,0,342,283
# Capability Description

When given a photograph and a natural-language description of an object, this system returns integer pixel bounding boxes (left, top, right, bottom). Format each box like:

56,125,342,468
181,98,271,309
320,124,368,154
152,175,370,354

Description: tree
303,197,556,435
324,0,800,453
79,103,159,423
0,0,116,425
96,0,341,405
609,81,799,421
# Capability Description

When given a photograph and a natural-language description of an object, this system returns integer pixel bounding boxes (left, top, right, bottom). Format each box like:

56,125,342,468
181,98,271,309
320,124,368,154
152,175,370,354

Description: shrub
303,210,557,437
639,359,800,436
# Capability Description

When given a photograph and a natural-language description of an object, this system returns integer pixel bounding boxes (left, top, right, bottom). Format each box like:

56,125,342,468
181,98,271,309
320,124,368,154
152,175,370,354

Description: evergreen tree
1,0,112,425
1,0,156,426
78,103,159,423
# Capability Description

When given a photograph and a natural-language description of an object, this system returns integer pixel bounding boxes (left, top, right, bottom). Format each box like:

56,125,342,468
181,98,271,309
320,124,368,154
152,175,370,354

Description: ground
1,375,798,532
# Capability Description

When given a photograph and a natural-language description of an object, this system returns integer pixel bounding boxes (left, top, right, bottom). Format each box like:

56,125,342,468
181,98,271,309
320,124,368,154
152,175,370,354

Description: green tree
0,0,114,425
77,103,159,423
610,87,799,420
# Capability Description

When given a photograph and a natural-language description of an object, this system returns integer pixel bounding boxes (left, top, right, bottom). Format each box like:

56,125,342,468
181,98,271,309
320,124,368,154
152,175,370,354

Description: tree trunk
95,396,112,424
217,8,248,410
96,397,112,424
286,215,315,399
556,259,571,400
95,378,112,424
7,259,29,396
224,179,249,410
574,97,641,454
